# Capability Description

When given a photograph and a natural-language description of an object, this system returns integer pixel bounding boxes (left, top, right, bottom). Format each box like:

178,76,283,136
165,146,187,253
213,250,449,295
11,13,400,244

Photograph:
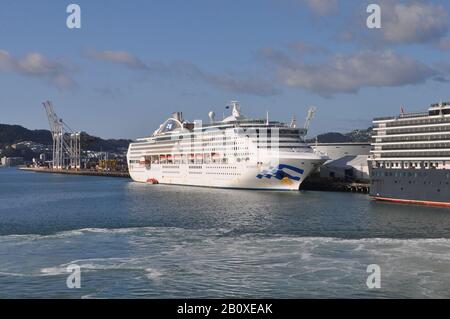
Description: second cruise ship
370,102,450,207
127,101,327,190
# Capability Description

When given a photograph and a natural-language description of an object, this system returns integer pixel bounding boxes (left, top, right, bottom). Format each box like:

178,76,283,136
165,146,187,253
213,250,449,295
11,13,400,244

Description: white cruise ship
127,101,327,190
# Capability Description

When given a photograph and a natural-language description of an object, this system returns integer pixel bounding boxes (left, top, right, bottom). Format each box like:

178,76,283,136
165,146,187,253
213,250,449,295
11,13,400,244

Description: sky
1,0,450,139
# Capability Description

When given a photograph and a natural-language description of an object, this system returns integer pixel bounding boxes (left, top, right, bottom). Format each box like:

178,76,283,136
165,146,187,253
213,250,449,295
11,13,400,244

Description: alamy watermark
66,4,81,29
66,264,81,289
367,4,382,29
366,264,381,289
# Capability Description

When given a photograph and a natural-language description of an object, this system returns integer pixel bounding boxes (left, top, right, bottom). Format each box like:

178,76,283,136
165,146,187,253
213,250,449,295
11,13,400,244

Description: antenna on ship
290,114,297,128
266,110,269,125
231,101,240,118
439,100,444,116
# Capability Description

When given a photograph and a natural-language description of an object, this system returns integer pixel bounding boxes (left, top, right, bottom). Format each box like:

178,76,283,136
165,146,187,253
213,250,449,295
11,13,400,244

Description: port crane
303,106,316,131
289,107,316,132
42,101,81,170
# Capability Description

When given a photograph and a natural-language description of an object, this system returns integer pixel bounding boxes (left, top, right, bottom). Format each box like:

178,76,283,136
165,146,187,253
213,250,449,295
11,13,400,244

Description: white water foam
1,227,449,298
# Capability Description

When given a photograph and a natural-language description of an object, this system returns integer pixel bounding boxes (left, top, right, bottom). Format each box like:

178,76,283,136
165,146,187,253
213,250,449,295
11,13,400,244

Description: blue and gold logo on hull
256,164,304,181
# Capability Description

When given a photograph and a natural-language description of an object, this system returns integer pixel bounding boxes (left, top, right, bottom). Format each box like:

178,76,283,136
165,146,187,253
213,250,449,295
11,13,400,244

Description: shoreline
19,167,130,178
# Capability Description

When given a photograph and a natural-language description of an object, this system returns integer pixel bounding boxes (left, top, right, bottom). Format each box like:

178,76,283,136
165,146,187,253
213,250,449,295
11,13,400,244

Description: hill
307,127,372,143
0,124,51,148
0,124,131,160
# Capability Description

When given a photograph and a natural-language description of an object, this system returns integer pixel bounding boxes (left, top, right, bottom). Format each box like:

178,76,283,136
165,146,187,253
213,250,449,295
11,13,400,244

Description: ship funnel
172,112,183,122
208,111,215,123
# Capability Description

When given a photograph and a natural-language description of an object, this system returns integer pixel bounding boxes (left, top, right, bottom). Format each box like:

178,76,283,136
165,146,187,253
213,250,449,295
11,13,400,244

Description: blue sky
1,0,450,138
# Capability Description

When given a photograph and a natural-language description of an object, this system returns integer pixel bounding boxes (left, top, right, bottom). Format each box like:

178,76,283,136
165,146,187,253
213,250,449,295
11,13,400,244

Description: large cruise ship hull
369,167,450,207
128,155,324,191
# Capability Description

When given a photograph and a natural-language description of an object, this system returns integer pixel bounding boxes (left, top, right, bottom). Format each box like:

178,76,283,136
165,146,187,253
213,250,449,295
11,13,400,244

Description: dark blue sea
0,168,449,298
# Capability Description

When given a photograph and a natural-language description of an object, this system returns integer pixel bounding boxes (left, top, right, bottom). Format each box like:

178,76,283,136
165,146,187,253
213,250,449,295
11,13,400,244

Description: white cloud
437,37,450,51
380,0,448,44
84,49,280,96
0,50,14,70
302,0,338,16
290,41,329,55
0,49,75,89
263,48,437,97
336,0,449,49
83,49,148,70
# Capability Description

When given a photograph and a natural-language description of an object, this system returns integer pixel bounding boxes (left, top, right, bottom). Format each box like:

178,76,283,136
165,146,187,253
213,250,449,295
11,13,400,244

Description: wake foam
1,227,449,298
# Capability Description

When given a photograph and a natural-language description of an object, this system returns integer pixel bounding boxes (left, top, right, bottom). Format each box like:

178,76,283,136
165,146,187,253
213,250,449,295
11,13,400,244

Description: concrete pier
19,167,130,178
301,177,370,193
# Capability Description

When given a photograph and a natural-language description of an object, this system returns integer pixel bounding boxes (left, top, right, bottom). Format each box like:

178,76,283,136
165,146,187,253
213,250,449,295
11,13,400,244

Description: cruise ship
127,101,327,190
369,102,450,207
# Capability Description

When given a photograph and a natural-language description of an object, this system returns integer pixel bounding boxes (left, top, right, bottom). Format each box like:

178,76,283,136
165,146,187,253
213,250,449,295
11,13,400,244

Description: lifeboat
146,178,159,184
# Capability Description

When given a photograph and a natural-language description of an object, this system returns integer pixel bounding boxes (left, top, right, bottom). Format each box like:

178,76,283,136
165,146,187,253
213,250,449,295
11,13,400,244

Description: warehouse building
1,157,24,167
310,143,371,182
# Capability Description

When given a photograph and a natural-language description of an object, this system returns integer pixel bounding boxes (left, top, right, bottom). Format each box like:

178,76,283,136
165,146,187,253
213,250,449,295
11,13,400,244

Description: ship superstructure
370,102,450,206
127,101,327,190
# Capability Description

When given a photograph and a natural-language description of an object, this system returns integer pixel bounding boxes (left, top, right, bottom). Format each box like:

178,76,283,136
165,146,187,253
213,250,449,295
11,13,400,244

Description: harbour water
0,168,449,298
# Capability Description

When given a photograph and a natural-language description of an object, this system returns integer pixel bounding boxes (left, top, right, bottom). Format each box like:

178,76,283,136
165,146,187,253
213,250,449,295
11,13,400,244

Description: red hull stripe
371,196,450,208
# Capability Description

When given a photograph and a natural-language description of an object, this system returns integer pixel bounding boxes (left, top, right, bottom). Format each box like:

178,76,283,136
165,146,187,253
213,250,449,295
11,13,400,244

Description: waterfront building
1,157,24,167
